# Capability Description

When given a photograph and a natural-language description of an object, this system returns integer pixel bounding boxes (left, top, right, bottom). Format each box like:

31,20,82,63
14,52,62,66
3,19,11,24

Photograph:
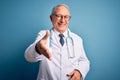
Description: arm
75,39,90,80
67,34,90,80
24,30,46,62
24,30,51,62
24,43,42,62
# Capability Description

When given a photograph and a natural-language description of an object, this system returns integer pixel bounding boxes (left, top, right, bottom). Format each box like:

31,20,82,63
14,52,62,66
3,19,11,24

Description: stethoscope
49,28,75,59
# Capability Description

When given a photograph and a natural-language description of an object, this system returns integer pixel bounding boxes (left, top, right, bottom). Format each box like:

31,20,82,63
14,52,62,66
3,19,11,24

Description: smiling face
50,5,71,33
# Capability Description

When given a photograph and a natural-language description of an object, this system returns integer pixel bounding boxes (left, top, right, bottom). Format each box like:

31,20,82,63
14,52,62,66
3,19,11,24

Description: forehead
54,6,70,15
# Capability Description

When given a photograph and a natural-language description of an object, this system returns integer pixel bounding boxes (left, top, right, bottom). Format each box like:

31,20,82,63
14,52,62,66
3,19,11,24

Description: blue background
0,0,120,80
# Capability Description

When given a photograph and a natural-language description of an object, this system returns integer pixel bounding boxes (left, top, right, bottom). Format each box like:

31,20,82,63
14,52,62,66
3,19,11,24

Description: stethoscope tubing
49,28,75,58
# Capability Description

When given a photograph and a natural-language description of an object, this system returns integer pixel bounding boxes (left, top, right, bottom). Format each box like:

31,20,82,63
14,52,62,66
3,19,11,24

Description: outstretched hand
36,30,52,60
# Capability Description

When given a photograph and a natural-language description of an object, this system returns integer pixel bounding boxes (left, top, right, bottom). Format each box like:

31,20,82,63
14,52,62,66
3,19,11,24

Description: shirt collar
53,28,68,38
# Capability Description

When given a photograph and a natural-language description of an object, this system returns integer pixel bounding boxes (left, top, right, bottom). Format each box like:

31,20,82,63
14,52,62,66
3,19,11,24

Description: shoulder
70,31,83,42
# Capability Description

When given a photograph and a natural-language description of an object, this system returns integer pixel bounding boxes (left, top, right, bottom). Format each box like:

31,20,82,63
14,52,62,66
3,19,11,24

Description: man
25,4,90,80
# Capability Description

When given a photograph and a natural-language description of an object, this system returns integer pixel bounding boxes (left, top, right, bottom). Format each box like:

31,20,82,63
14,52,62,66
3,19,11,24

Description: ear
50,15,53,21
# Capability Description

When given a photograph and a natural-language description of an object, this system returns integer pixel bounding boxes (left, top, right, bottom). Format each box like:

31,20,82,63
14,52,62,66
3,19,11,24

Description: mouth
58,23,65,26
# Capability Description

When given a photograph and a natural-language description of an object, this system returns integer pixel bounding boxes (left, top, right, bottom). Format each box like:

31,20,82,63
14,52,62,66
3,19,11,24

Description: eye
56,15,62,18
64,15,71,20
52,14,71,20
64,16,69,19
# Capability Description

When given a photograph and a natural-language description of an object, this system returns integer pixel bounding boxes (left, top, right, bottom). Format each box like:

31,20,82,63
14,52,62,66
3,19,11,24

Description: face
50,6,71,33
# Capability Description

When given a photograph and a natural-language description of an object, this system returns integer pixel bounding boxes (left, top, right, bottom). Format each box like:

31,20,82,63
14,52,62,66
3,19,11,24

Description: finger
69,70,81,80
67,71,74,76
46,49,52,60
39,30,50,49
42,30,50,40
39,30,52,60
68,75,75,80
40,48,52,60
40,41,48,50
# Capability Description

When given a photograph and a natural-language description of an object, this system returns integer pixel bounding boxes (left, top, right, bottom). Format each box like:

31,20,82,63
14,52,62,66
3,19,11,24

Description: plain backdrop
0,0,120,80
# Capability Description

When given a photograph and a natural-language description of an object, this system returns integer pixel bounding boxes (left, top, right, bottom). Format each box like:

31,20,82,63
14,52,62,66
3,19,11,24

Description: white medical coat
25,29,90,80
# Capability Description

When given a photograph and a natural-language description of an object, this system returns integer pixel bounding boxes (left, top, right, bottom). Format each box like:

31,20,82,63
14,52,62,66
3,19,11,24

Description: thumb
42,30,50,40
40,30,50,50
67,71,74,76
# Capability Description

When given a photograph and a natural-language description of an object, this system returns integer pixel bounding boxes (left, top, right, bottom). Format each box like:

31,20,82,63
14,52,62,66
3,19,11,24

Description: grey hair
51,4,70,15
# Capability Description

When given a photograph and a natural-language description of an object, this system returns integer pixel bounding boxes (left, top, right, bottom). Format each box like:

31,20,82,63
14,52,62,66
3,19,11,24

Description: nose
60,16,65,22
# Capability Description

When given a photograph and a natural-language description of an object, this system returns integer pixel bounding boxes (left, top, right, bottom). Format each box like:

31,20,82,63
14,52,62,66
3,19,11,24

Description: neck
54,28,68,34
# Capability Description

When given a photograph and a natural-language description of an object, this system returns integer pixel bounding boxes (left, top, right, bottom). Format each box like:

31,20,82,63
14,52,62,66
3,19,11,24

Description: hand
67,69,82,80
36,30,52,60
